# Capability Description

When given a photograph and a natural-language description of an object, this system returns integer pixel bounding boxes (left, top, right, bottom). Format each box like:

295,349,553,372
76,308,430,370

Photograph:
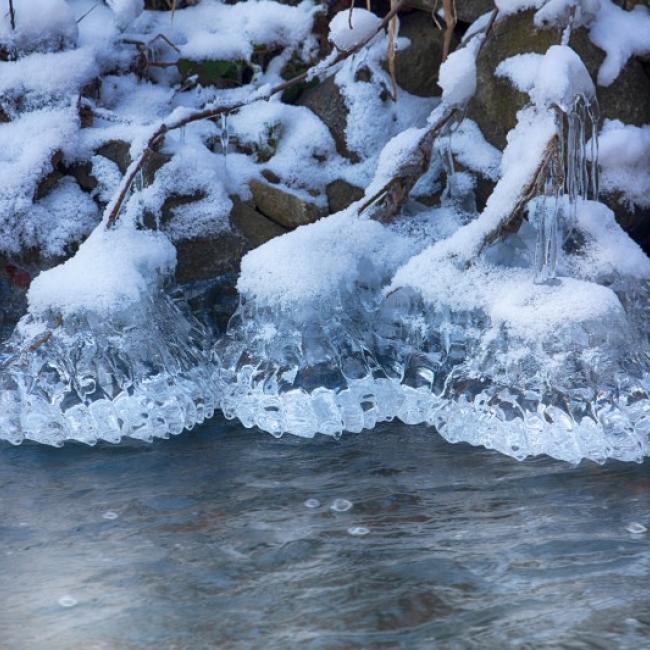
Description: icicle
220,113,229,157
178,125,186,144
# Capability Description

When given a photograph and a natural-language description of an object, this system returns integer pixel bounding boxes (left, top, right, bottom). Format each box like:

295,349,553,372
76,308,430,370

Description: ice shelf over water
0,226,218,446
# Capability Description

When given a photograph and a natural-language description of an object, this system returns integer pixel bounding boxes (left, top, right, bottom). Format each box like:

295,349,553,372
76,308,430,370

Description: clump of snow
589,0,650,86
446,119,502,181
0,0,78,55
229,100,344,193
105,0,144,31
0,106,79,254
0,47,99,116
438,37,482,107
28,224,176,317
329,9,382,52
238,212,412,308
593,120,650,209
530,45,594,109
569,200,650,280
495,53,543,93
333,31,436,178
27,178,99,258
145,0,318,70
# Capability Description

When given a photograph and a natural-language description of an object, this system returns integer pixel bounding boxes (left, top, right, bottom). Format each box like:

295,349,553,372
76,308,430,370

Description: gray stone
326,179,364,214
393,11,457,97
249,180,326,229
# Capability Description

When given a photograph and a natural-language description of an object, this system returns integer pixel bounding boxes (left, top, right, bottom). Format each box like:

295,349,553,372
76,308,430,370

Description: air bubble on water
331,498,352,512
58,596,77,608
347,526,369,536
304,498,320,509
626,522,647,534
102,510,118,520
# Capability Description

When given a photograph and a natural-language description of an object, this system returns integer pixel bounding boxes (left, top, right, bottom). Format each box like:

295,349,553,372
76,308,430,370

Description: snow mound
28,224,176,317
329,9,382,52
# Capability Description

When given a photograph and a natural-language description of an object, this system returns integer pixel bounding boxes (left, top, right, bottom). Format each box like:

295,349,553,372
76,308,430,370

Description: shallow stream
1,418,649,648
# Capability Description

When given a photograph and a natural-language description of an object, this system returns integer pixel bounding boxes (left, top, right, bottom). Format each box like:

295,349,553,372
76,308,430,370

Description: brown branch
387,0,399,101
359,108,458,223
441,0,456,61
105,0,406,228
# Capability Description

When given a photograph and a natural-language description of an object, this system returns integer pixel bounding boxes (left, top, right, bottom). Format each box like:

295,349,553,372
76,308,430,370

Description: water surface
1,418,649,648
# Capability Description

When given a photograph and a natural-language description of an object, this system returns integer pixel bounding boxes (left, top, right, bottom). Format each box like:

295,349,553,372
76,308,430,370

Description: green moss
177,58,253,87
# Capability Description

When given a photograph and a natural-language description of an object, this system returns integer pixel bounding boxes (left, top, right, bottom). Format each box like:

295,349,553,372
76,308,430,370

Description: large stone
403,0,495,24
249,180,326,229
229,196,287,246
467,11,650,149
326,179,364,213
298,75,359,162
174,231,247,284
174,197,288,284
393,11,455,97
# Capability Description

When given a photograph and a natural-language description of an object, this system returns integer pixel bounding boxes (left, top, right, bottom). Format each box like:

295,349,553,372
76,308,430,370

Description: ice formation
212,38,650,464
0,225,217,446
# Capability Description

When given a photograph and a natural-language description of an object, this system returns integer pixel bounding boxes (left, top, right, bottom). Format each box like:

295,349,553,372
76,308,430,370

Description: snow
438,37,482,108
594,120,650,209
28,224,176,316
530,45,594,109
397,106,556,268
0,107,80,254
0,0,78,55
105,0,144,30
143,0,318,67
447,119,502,181
570,200,650,280
589,0,650,86
237,212,412,308
329,9,383,52
0,47,100,114
496,53,543,94
27,178,99,258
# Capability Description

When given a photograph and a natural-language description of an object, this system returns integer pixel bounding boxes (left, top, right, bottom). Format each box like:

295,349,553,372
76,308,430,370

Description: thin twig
8,0,15,30
76,2,100,24
387,0,399,101
105,0,406,227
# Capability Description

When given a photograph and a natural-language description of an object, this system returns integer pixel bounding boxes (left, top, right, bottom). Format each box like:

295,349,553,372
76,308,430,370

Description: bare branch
8,0,15,30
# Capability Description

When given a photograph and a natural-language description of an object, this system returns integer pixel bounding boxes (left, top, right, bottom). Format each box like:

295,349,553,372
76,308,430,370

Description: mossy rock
177,58,253,88
279,51,319,104
468,10,650,149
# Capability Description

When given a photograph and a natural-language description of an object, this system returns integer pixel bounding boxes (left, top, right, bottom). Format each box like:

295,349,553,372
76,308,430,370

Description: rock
174,198,288,284
230,197,287,247
402,1,495,24
96,140,130,174
249,180,326,229
326,179,364,213
261,169,281,184
67,162,98,193
176,58,254,88
35,151,65,200
174,231,248,284
393,11,457,97
468,11,650,149
298,76,360,162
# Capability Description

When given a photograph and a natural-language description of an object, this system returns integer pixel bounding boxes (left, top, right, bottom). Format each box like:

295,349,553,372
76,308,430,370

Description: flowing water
1,417,649,649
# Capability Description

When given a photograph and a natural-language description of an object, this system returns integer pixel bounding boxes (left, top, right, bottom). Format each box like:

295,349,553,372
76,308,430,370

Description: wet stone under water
1,416,649,649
